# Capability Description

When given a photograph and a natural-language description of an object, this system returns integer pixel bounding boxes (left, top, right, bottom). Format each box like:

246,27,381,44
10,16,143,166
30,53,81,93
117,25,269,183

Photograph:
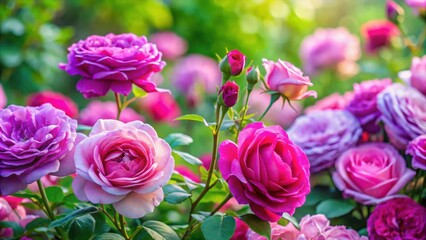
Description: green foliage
201,215,236,240
141,220,180,240
239,214,271,240
165,133,194,148
68,215,96,240
316,199,356,219
45,186,65,203
163,184,192,204
93,233,125,240
49,206,99,228
172,150,203,166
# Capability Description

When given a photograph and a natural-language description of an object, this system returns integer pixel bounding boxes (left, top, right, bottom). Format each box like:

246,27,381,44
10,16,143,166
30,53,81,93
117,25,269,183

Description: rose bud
361,20,399,54
219,50,246,78
386,0,404,24
246,67,260,91
219,81,239,107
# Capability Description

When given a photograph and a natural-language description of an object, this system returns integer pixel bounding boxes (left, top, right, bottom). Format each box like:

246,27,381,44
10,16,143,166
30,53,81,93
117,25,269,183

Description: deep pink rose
300,28,361,76
1,197,38,238
367,197,426,239
219,122,310,222
227,50,246,76
138,92,181,124
79,101,143,126
73,119,174,218
219,81,239,107
361,20,399,54
409,56,426,95
230,218,249,240
247,222,300,240
406,134,426,170
0,104,78,195
304,92,353,114
59,33,166,98
248,89,302,128
175,166,200,183
149,31,187,60
27,91,79,118
0,84,6,109
333,143,415,205
263,59,317,101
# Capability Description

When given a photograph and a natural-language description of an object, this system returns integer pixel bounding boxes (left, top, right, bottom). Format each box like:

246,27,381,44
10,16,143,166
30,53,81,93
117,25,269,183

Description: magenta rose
230,218,249,240
59,33,166,98
138,92,181,124
361,20,399,54
333,143,415,205
304,92,353,114
27,91,79,118
0,84,6,109
367,197,426,239
149,31,187,60
247,222,300,240
409,56,426,95
79,101,143,126
300,27,361,76
346,78,392,133
219,81,239,107
228,50,246,76
219,122,310,222
406,135,426,170
73,119,174,218
0,104,78,195
263,59,317,101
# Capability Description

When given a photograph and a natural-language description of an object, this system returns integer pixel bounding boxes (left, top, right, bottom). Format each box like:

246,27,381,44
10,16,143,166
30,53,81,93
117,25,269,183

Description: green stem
258,93,280,121
114,93,122,120
119,214,130,239
211,193,233,215
397,24,418,55
37,180,68,240
235,89,252,141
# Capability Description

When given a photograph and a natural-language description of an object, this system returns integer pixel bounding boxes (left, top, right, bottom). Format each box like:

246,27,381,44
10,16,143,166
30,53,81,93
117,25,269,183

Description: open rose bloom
73,119,174,218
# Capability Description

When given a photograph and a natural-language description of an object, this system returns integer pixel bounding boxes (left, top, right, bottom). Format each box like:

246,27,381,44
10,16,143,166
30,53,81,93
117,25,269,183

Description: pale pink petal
113,189,163,218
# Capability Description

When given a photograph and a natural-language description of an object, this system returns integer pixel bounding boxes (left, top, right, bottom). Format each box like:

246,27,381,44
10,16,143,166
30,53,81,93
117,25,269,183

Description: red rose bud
219,50,246,77
219,81,239,107
386,0,404,24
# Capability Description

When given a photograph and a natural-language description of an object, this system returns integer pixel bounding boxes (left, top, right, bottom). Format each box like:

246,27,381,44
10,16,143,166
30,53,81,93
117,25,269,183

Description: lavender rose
219,122,310,222
406,135,426,170
346,78,392,133
333,143,415,205
0,104,78,195
377,83,426,147
288,110,362,173
367,197,426,239
59,33,166,98
73,119,174,218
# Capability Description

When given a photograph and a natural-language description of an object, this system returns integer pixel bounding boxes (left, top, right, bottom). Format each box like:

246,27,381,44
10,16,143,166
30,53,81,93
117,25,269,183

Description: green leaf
201,215,236,240
69,215,96,240
305,187,333,206
165,133,193,148
142,220,180,240
77,125,92,132
25,218,51,232
45,186,64,203
12,192,42,202
191,214,207,222
175,114,209,126
132,85,147,98
240,214,271,239
173,150,203,166
281,213,300,229
0,221,24,237
63,193,80,203
316,199,355,218
93,233,125,240
163,184,191,204
49,206,99,228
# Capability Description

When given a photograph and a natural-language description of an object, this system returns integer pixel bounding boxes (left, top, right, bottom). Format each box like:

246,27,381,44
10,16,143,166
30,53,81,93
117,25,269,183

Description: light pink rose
1,197,38,238
409,56,426,95
27,174,61,192
300,28,361,76
304,92,353,114
333,143,415,205
247,222,300,240
138,92,181,124
248,89,302,128
150,31,187,60
298,214,330,239
73,119,174,218
79,101,143,126
321,226,368,240
0,84,6,109
263,59,317,101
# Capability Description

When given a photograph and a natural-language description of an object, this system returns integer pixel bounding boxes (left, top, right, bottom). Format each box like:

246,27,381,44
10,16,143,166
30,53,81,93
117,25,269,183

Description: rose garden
0,0,425,239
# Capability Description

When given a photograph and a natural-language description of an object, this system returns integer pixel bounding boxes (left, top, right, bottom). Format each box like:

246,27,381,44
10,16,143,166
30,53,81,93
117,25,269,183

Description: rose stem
210,193,233,216
235,88,253,141
114,92,123,120
37,180,68,240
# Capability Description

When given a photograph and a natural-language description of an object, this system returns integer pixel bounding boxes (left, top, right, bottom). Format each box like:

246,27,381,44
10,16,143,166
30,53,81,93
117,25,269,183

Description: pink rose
333,143,415,205
304,92,353,114
406,134,426,170
405,0,426,14
1,197,38,238
248,89,302,128
263,59,317,101
219,122,310,222
27,174,61,192
298,214,329,239
79,101,143,126
228,50,246,76
321,226,367,240
138,92,181,124
409,56,426,95
27,91,79,118
361,20,399,54
150,31,187,60
0,84,6,109
175,166,200,183
247,222,300,240
219,81,239,107
230,218,249,240
73,119,174,218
